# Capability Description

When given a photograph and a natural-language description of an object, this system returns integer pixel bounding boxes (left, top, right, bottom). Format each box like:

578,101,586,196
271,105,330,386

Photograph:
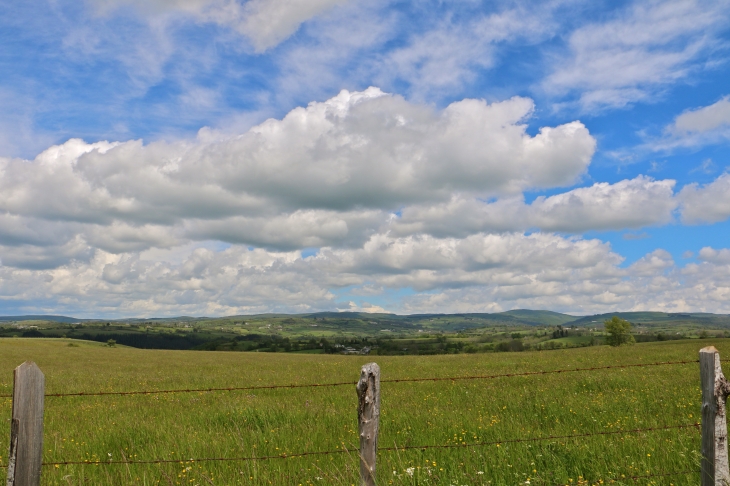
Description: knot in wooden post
356,363,380,486
6,361,45,486
700,347,730,486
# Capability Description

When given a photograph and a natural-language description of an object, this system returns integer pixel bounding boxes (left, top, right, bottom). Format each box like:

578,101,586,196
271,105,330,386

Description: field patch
0,338,717,485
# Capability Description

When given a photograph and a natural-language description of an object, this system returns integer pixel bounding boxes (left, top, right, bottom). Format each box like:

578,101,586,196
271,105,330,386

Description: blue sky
0,0,729,317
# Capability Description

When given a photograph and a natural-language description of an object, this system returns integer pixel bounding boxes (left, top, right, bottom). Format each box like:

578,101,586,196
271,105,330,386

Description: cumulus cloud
629,248,674,276
401,247,730,315
698,247,730,265
183,209,385,250
678,173,730,224
544,0,730,110
528,177,677,230
4,231,730,317
0,89,595,257
0,86,722,316
648,96,730,150
673,97,730,134
0,232,624,316
391,176,677,237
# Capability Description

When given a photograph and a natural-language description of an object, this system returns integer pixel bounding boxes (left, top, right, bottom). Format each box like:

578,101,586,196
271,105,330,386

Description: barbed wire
378,359,698,385
0,359,698,399
0,422,697,469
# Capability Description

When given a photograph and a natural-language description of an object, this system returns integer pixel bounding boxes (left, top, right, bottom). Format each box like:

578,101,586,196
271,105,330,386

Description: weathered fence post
356,363,380,486
6,362,45,486
700,346,730,486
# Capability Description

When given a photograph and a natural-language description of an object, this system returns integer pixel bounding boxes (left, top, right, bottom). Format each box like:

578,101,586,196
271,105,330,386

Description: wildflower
406,467,415,477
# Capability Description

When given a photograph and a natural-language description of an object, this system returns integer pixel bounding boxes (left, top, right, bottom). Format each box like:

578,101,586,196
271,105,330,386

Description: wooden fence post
6,362,45,486
700,346,730,486
357,363,380,486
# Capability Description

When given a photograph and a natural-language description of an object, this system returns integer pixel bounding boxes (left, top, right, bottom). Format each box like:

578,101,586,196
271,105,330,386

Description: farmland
0,337,719,485
2,310,729,355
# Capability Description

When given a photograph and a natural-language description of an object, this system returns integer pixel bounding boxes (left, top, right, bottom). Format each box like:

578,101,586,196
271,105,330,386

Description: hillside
566,311,730,328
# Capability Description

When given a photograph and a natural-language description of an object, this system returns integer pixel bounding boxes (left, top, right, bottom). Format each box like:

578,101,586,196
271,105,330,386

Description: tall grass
0,338,716,485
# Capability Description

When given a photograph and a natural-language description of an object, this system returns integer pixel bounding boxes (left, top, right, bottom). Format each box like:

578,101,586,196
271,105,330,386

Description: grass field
0,338,720,485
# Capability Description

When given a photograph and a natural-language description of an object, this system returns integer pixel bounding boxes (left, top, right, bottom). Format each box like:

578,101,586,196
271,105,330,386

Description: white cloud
4,232,730,316
183,209,385,250
649,96,730,149
628,248,674,276
401,246,730,315
678,173,730,224
698,247,730,265
391,176,677,237
262,0,575,107
0,232,624,315
241,0,348,52
529,177,677,231
376,4,557,99
544,0,730,110
87,0,347,51
339,301,389,313
0,89,595,257
673,97,730,134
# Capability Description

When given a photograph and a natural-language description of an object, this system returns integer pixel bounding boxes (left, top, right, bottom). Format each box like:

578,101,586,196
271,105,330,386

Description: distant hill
498,309,578,326
566,311,730,327
120,316,201,323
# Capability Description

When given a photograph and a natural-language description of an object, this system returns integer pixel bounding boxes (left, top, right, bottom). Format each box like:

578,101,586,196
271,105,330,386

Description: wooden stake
6,362,45,486
700,346,730,486
357,363,380,486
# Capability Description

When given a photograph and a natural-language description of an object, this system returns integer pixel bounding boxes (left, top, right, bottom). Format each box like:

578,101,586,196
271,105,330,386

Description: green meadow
0,338,720,485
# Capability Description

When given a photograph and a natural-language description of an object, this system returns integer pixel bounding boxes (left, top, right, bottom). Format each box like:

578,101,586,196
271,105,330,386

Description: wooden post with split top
356,363,380,486
700,346,730,486
6,361,45,486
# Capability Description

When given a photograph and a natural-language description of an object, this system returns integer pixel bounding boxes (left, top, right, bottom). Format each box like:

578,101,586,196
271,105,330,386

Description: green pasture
0,338,719,485
543,335,595,346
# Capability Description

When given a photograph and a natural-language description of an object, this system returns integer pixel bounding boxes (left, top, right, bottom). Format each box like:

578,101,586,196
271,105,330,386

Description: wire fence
0,422,700,469
1,357,704,482
0,358,699,399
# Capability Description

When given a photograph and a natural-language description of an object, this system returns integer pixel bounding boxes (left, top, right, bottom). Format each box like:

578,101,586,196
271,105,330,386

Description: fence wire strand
0,422,696,469
0,358,698,399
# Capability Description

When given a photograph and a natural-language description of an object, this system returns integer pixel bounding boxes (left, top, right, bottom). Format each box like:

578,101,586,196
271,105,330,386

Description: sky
0,0,730,318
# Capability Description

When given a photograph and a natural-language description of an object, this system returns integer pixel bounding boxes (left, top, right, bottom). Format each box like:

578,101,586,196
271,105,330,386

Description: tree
106,339,116,347
604,316,634,347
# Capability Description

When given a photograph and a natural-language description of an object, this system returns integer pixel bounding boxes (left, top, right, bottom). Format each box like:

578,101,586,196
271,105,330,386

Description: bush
21,329,44,337
604,316,635,347
495,339,525,352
